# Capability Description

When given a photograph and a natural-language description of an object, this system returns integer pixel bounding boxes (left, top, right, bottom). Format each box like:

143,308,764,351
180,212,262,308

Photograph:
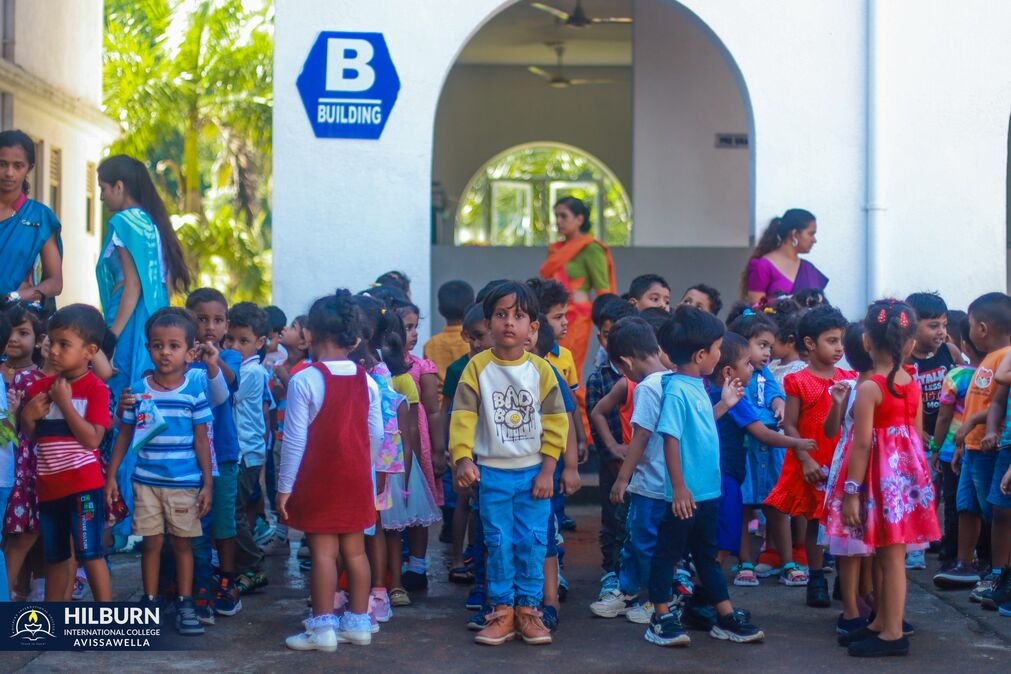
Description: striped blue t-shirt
124,375,213,489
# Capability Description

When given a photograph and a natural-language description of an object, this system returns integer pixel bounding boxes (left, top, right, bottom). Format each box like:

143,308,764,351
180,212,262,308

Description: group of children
2,267,1010,659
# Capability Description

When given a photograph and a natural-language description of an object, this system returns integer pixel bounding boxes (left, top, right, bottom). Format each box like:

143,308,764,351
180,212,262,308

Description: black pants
940,461,959,561
649,499,728,606
235,463,265,574
599,458,627,575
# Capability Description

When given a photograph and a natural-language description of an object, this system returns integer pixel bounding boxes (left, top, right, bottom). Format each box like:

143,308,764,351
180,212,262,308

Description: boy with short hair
585,298,638,600
105,308,213,635
186,287,244,614
679,284,723,316
451,281,569,646
937,292,1011,590
645,305,763,647
628,275,671,312
425,279,475,400
22,304,113,601
226,301,270,593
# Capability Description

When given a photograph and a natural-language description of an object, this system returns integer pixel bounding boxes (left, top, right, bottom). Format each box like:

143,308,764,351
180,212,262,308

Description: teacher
96,155,191,399
539,196,616,382
742,208,828,305
0,130,63,305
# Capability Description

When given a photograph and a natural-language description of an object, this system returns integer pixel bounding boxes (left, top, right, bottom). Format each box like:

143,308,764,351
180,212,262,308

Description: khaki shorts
132,483,202,538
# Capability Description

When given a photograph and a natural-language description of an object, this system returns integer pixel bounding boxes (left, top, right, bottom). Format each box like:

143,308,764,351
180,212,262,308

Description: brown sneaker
515,606,552,645
474,605,515,645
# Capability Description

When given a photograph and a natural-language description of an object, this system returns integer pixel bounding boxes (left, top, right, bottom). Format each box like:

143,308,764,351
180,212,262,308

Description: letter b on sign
326,38,375,92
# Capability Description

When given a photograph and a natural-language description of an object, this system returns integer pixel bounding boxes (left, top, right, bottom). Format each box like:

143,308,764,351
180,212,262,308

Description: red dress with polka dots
764,366,855,520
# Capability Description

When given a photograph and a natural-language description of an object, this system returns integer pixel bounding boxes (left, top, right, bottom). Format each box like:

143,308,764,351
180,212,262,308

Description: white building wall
274,0,1011,326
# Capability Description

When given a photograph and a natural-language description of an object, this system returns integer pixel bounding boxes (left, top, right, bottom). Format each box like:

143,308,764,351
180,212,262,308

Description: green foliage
456,144,632,247
103,0,274,303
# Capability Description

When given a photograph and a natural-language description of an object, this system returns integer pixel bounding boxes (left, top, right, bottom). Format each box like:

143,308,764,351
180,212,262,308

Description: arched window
455,142,632,247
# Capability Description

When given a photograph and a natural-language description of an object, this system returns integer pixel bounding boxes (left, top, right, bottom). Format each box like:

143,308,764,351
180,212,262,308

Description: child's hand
432,449,448,477
795,438,818,454
577,440,589,464
196,484,212,518
116,388,136,419
532,467,554,499
772,397,786,422
671,485,696,519
829,382,849,406
610,478,628,505
49,377,72,408
23,392,51,422
721,378,744,408
951,445,964,475
981,431,999,452
276,492,290,521
454,458,480,490
7,387,23,416
199,340,220,369
104,477,119,512
953,425,969,450
560,466,581,495
611,443,629,460
842,493,862,527
1001,467,1011,496
930,452,940,474
801,456,824,485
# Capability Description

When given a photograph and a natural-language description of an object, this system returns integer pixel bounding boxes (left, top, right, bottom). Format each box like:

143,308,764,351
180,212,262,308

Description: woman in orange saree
539,197,617,428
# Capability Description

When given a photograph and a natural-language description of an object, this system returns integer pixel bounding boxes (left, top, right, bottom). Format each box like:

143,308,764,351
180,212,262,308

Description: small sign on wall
715,133,748,149
296,32,400,139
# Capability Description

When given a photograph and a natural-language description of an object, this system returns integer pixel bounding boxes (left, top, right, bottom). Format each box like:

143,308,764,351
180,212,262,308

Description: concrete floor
5,505,1010,673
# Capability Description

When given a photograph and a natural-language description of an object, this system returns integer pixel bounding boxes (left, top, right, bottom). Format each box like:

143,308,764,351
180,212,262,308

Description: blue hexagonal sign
296,32,400,139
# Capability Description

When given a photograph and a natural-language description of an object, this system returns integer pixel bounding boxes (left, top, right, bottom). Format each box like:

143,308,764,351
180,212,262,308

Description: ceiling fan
530,1,633,28
527,42,615,88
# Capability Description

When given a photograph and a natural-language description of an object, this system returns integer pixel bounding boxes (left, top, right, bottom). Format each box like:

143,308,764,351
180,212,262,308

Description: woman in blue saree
96,155,190,539
0,130,63,306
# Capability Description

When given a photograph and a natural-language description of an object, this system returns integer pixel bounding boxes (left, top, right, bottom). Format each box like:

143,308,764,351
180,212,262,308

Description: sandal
780,562,809,587
734,562,760,587
236,570,269,595
449,566,475,585
389,587,411,607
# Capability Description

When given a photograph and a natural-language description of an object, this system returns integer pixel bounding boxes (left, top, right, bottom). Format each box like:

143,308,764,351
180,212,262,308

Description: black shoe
559,515,577,531
710,609,764,643
933,561,981,588
681,602,717,631
838,626,879,647
402,570,428,592
806,573,831,608
848,635,909,657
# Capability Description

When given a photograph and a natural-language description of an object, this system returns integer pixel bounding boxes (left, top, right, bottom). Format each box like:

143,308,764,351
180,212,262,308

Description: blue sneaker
466,587,486,611
674,566,695,596
710,610,764,643
542,605,559,632
644,610,691,647
597,571,619,600
837,614,869,635
998,601,1011,617
466,608,489,631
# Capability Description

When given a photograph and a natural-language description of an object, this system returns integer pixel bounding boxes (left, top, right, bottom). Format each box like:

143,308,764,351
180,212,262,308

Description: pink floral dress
4,367,43,534
407,354,442,506
824,375,941,550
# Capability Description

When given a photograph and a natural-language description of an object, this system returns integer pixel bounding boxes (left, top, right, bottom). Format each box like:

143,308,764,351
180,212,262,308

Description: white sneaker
286,618,337,652
626,602,655,624
590,589,637,618
336,612,372,645
260,534,291,556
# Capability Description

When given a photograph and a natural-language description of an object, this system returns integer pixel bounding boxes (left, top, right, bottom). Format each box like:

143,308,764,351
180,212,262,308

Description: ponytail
863,299,917,396
739,208,817,297
98,155,191,293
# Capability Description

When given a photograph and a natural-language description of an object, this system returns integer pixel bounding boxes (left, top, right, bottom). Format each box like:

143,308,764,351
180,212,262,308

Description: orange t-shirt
619,378,636,444
962,345,1011,450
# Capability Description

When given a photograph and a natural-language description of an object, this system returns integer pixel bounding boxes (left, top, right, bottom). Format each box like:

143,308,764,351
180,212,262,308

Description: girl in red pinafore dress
833,300,940,658
764,305,854,595
279,291,380,652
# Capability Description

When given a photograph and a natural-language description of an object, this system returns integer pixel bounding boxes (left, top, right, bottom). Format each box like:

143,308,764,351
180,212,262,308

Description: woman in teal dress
0,130,63,307
96,155,191,399
96,156,190,540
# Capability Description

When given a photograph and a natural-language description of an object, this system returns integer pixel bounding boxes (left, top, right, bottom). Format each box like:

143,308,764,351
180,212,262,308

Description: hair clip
899,311,909,328
380,307,387,315
877,308,887,324
762,306,776,314
742,308,755,317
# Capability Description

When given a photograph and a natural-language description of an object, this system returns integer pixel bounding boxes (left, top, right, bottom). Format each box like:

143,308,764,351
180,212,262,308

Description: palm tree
104,0,274,302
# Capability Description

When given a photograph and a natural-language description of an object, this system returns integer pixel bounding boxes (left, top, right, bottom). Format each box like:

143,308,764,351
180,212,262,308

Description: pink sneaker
369,592,393,623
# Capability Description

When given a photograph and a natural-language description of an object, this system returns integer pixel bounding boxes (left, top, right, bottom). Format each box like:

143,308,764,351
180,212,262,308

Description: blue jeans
957,450,997,519
0,487,10,601
479,464,550,607
619,492,668,595
649,498,728,606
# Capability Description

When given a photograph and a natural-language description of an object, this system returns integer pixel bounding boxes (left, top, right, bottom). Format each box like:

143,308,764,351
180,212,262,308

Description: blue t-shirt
628,370,672,500
190,348,241,463
747,365,786,427
657,374,722,502
708,388,760,484
125,375,213,488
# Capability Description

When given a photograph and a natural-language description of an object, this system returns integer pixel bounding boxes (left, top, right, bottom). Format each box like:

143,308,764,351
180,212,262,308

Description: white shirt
278,361,382,494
